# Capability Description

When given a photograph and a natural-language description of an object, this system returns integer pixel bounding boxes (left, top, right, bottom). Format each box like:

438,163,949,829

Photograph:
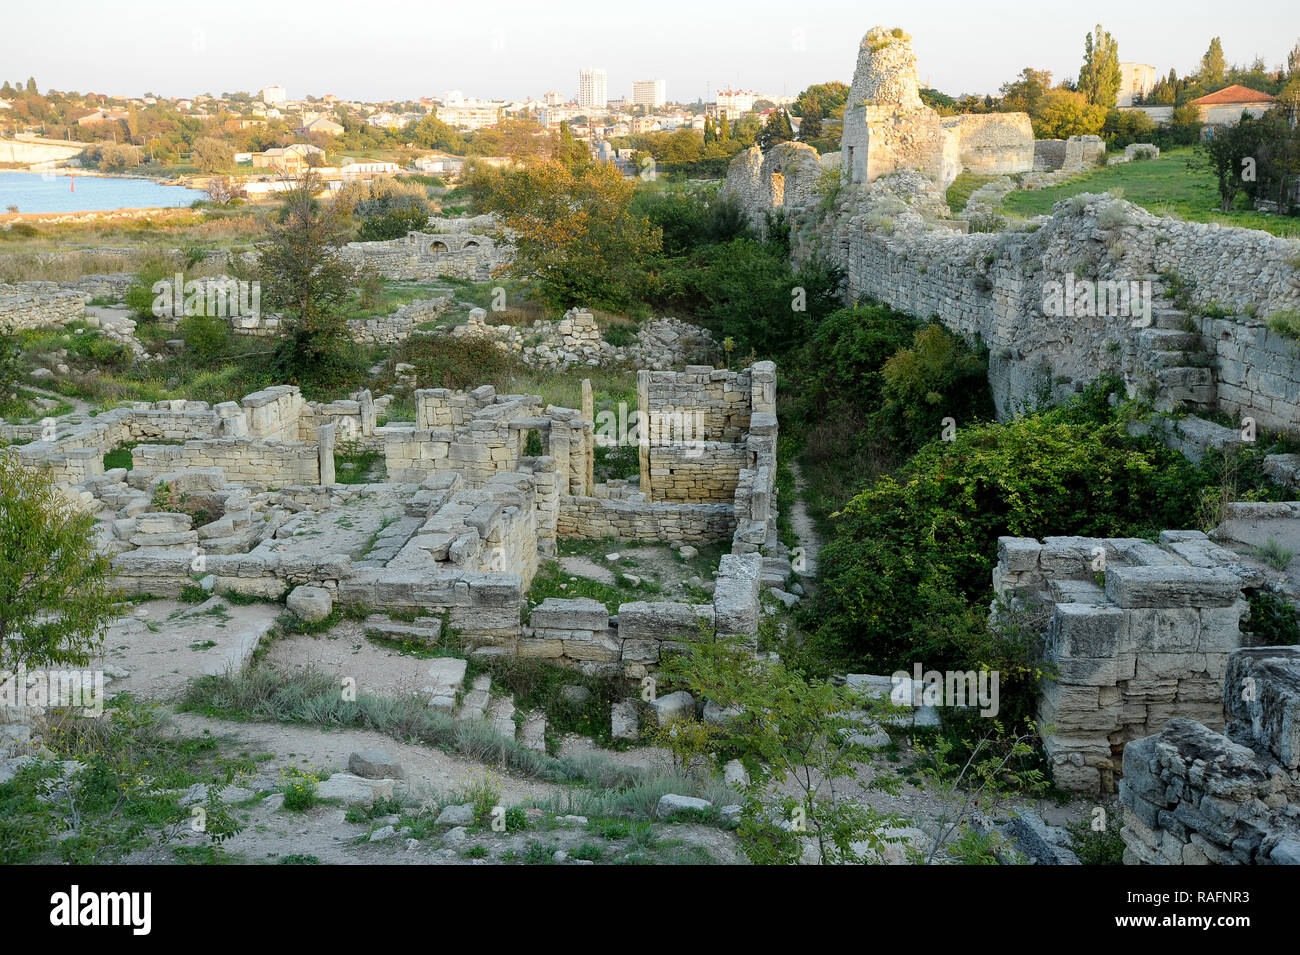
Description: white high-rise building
632,79,666,108
542,90,564,106
260,85,286,105
577,68,608,110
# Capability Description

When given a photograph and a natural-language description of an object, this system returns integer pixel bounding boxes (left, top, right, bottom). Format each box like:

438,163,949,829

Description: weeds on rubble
179,667,644,788
1254,537,1295,571
1066,805,1126,865
278,609,343,636
526,558,662,615
0,698,245,864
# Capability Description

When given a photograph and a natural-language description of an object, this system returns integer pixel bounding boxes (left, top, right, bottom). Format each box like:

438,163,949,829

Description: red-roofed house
1188,85,1276,126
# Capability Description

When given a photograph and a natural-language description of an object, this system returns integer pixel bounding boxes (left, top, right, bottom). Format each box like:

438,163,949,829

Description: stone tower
840,26,947,185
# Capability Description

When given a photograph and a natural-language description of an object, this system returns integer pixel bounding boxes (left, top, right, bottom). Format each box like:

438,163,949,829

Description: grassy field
1002,148,1300,238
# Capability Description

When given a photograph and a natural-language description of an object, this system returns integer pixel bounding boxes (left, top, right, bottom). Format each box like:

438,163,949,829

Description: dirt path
786,460,823,580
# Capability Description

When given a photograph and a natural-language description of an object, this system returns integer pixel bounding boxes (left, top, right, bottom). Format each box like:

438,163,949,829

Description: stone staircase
1131,305,1216,413
362,611,546,751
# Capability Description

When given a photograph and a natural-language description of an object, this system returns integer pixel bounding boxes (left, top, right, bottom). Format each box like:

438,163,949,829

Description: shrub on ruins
0,333,23,412
630,186,751,257
0,699,244,863
661,638,905,865
255,173,363,391
805,384,1204,677
0,454,118,671
179,312,233,364
341,177,432,242
394,335,519,391
787,304,995,511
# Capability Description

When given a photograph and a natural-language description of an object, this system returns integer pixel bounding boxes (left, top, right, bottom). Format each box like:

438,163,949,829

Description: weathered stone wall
0,282,86,332
132,437,322,486
722,142,825,234
452,307,714,371
1119,647,1300,865
996,530,1259,795
556,492,735,541
843,190,1300,425
341,229,509,282
941,113,1035,176
517,552,763,674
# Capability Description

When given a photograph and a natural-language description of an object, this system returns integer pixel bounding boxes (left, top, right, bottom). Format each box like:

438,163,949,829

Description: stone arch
463,239,480,249
429,240,448,254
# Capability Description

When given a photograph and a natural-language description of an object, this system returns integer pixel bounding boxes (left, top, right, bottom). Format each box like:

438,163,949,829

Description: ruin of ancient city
1,0,1297,920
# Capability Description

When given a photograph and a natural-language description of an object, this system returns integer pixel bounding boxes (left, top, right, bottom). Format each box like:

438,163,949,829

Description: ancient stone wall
1119,647,1300,865
0,282,87,332
843,191,1300,425
341,229,509,282
995,531,1260,795
941,113,1036,176
132,437,323,486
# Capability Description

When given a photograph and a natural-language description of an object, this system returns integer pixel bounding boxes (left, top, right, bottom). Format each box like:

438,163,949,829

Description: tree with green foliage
1201,115,1266,211
1200,37,1227,90
1078,24,1122,108
998,68,1054,118
0,455,118,671
469,157,661,313
662,639,904,865
1034,89,1107,138
755,109,795,150
191,136,234,173
256,172,360,388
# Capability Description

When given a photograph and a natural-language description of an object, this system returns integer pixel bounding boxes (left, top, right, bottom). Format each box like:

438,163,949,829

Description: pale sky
2,0,1296,104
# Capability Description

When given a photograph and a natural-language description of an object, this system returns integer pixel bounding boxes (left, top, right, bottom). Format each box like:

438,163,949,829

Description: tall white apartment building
542,90,564,106
632,79,666,108
716,89,756,114
578,68,608,110
260,85,287,105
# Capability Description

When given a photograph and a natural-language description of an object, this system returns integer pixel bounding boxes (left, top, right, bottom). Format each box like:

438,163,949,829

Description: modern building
260,85,287,105
1188,85,1277,126
298,117,345,137
715,89,757,118
435,100,504,130
1118,63,1157,107
632,79,666,108
542,90,564,106
578,68,608,110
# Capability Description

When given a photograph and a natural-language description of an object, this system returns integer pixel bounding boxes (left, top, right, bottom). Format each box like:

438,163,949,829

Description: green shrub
396,336,519,391
1066,806,1126,865
180,313,233,363
1242,590,1300,645
807,384,1208,678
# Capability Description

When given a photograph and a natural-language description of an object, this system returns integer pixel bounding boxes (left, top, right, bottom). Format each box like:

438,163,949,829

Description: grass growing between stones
179,666,645,788
526,556,661,614
1001,148,1300,237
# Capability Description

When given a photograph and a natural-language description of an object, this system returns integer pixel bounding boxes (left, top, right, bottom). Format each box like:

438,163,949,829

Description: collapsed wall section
1119,647,1300,865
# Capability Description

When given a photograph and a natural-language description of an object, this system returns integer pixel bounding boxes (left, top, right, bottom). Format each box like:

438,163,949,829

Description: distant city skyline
2,0,1297,106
